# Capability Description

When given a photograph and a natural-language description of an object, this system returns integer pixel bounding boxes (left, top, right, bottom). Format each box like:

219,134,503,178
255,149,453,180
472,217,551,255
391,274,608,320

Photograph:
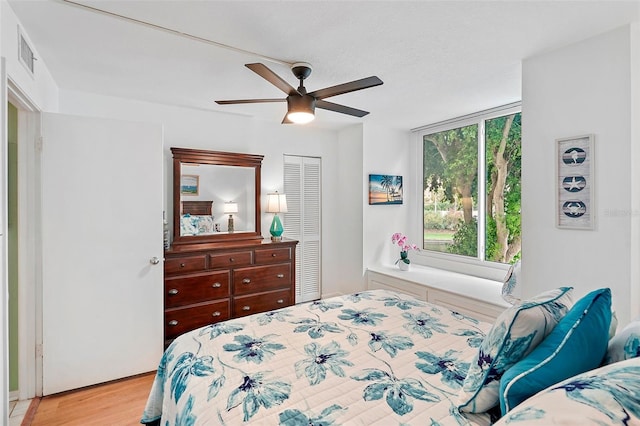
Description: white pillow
501,260,521,305
605,315,640,364
458,287,574,413
494,357,640,425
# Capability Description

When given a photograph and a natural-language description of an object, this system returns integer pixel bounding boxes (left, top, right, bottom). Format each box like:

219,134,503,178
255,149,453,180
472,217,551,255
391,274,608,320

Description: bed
180,200,216,235
141,286,640,425
142,289,496,425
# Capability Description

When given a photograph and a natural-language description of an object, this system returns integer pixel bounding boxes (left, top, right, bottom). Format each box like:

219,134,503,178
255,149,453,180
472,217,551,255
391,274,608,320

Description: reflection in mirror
171,147,263,246
179,163,256,235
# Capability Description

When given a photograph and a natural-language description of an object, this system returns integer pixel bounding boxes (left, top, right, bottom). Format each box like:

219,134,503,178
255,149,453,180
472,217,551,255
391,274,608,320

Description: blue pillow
499,288,612,415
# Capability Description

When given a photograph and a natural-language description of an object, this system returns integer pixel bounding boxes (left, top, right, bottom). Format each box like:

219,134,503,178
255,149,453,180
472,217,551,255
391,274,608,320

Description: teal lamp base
269,214,284,241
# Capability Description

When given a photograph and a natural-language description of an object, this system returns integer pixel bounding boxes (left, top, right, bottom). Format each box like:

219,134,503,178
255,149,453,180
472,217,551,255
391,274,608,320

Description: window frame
411,102,521,281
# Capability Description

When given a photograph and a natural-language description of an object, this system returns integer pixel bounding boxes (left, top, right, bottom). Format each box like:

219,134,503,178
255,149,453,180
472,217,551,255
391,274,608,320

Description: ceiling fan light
287,111,315,124
287,95,316,124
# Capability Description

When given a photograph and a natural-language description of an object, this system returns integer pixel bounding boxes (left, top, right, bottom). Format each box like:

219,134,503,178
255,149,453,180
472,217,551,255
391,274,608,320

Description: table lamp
223,201,238,233
266,192,288,241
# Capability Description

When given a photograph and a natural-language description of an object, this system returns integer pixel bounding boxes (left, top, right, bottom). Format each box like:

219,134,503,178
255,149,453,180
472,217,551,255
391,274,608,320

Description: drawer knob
229,258,235,262
212,282,222,288
168,320,178,326
212,311,221,317
242,306,251,311
180,263,185,268
271,253,277,257
276,274,285,278
277,299,284,304
168,289,179,295
242,278,251,284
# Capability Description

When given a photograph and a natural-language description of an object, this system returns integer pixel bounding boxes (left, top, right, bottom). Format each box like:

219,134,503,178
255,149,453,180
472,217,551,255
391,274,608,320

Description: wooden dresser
164,238,297,346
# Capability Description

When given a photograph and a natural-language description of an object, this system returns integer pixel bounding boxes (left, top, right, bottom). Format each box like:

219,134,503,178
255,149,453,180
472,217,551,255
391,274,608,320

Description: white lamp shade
223,201,238,214
266,192,288,213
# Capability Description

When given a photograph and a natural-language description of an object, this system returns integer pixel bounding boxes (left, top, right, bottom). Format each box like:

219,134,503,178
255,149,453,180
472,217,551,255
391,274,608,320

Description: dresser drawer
164,300,230,340
210,250,253,268
233,263,291,295
233,289,291,317
165,271,230,308
254,247,291,264
165,255,207,275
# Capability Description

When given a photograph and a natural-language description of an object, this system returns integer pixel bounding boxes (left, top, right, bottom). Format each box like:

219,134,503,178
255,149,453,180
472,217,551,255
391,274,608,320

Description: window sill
366,263,509,310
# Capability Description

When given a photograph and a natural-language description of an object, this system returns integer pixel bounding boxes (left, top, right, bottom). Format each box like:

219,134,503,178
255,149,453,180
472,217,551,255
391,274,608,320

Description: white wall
522,25,639,325
58,89,364,297
631,22,640,324
322,124,365,297
1,1,58,111
362,123,413,268
1,0,61,407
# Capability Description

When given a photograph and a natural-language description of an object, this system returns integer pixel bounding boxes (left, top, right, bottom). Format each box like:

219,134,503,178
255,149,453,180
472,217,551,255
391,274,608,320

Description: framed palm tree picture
369,174,403,205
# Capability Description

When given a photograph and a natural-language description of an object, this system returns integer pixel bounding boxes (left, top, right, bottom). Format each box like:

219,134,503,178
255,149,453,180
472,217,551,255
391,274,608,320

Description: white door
40,113,164,395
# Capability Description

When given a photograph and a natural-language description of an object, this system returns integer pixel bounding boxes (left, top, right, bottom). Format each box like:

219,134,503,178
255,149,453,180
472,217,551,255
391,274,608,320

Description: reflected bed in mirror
171,148,264,246
180,200,216,236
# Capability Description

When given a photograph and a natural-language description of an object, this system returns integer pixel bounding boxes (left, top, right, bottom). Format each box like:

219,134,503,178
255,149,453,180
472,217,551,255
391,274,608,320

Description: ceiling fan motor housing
287,93,316,114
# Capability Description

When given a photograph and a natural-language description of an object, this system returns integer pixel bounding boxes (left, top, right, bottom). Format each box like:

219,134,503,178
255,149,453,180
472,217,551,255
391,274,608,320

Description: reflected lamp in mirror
224,201,238,233
266,192,288,241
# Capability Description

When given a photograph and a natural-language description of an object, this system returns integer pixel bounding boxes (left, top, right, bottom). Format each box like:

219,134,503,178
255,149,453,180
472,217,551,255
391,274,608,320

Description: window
417,104,521,271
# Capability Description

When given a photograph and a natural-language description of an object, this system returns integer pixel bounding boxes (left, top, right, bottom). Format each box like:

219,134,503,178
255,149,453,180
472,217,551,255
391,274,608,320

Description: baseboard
321,292,343,299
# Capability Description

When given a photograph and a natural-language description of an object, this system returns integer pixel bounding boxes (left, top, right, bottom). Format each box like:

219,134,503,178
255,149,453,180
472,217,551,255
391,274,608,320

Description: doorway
7,82,44,402
7,102,18,401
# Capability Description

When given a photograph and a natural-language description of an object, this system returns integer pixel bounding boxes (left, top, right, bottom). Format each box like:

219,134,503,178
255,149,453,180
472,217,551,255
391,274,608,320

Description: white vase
398,261,410,271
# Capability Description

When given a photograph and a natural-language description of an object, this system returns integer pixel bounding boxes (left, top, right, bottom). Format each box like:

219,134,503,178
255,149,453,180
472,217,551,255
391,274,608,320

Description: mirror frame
171,147,264,246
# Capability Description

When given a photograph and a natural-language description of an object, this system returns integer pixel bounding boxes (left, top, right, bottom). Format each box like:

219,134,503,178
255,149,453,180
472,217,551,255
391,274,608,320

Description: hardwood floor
26,372,155,426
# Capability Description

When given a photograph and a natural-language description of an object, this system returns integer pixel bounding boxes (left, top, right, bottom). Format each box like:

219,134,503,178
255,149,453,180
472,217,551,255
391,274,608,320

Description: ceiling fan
216,63,383,124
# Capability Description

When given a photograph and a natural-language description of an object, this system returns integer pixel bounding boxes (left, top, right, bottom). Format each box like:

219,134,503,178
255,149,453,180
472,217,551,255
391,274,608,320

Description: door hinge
35,136,43,152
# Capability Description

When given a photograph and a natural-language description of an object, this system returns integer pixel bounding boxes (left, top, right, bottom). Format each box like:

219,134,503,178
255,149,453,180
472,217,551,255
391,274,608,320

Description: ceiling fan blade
316,100,369,117
215,98,285,105
308,76,383,100
281,113,293,124
246,63,300,96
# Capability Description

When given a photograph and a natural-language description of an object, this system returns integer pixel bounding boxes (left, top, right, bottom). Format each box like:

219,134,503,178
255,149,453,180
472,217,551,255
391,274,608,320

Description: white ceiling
7,0,640,130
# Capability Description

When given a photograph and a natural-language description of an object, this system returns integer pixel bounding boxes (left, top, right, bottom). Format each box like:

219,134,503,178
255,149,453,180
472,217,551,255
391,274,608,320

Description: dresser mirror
171,147,264,246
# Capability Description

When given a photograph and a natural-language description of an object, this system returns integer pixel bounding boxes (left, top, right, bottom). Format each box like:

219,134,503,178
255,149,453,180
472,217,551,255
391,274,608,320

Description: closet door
40,113,163,395
284,155,321,303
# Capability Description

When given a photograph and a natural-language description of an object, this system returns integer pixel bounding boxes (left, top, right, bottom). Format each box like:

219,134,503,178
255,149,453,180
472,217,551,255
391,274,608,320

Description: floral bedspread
141,289,494,425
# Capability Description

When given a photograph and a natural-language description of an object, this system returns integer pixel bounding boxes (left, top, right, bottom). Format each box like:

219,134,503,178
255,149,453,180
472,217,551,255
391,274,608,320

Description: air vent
18,26,35,75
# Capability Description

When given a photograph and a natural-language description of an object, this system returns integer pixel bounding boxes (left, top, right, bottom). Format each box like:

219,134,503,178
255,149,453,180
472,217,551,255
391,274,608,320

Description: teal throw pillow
458,287,574,413
499,287,612,415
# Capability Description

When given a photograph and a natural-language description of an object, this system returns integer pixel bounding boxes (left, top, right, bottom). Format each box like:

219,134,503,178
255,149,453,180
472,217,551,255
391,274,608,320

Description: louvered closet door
284,155,321,303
